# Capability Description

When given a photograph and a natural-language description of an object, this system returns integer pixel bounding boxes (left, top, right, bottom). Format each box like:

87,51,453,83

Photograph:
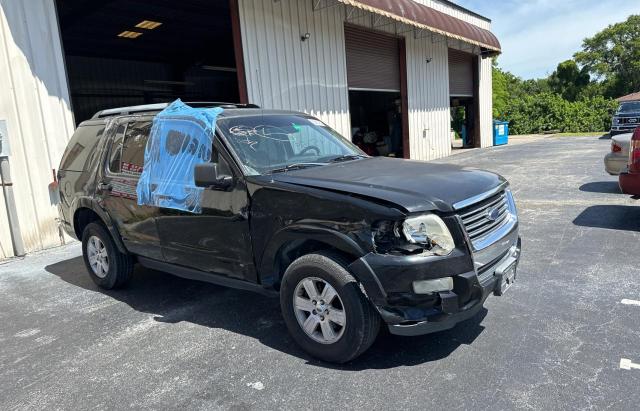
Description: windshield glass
619,102,640,113
218,114,366,175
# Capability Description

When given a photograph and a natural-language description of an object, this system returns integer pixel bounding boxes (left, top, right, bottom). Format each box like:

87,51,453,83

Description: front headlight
399,214,455,256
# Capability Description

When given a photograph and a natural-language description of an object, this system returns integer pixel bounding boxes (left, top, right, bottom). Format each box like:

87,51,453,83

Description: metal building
0,0,500,258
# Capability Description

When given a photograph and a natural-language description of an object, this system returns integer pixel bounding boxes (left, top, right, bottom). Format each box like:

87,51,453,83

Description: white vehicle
604,132,633,175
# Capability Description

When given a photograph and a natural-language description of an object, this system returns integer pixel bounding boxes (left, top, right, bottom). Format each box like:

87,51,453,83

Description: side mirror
194,163,233,190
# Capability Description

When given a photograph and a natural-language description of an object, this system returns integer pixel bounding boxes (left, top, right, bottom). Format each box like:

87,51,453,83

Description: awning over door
337,0,501,53
448,49,474,97
344,26,400,91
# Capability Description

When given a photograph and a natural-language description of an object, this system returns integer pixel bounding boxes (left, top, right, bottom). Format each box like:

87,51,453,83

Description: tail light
612,141,622,153
630,127,640,174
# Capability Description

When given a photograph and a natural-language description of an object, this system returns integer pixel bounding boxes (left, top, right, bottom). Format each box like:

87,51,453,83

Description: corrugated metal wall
478,56,493,148
405,31,452,160
239,0,493,162
237,0,351,138
0,0,74,257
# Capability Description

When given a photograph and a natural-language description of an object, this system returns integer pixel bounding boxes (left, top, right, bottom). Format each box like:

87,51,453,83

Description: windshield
218,114,366,175
618,102,640,113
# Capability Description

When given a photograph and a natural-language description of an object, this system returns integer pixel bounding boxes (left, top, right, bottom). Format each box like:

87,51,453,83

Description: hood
268,157,506,213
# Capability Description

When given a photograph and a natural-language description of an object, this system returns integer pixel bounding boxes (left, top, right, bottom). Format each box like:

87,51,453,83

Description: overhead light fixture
117,30,143,39
135,20,162,30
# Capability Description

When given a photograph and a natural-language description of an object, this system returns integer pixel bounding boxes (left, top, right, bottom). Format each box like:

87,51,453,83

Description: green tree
574,15,640,98
548,60,590,101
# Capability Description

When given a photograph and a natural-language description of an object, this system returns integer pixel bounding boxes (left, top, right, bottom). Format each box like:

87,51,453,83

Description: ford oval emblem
486,207,500,221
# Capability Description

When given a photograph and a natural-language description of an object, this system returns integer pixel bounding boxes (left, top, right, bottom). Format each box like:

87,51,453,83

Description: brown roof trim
337,0,501,52
618,92,640,102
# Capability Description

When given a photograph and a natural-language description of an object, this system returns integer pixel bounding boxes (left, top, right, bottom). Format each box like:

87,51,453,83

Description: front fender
259,224,366,273
258,224,388,304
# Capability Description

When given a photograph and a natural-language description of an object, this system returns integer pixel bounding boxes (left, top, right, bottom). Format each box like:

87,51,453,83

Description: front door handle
97,182,112,192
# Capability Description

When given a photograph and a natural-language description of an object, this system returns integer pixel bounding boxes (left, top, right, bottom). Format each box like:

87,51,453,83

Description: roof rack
91,102,260,119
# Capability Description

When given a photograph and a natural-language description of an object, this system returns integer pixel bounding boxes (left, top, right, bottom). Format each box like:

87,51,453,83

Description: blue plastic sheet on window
136,99,223,214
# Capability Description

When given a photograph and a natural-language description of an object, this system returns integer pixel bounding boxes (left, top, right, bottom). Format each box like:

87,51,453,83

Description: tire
280,252,380,363
81,222,134,289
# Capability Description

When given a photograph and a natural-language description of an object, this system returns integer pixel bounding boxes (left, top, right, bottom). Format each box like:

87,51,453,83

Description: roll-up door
448,49,474,97
344,26,400,92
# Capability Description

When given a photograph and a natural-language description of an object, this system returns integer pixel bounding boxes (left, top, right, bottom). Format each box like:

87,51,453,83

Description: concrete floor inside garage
1,135,639,409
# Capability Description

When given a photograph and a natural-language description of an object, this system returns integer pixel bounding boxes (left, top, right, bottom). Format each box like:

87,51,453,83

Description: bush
496,93,618,135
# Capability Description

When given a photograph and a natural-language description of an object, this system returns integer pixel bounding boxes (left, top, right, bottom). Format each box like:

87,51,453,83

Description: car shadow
573,205,640,232
45,256,486,370
599,134,612,140
579,181,621,194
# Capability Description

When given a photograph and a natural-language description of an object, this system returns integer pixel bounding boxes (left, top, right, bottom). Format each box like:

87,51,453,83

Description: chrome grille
458,190,510,247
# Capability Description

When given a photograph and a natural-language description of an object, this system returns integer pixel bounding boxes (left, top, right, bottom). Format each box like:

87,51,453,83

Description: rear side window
109,120,151,177
59,125,105,171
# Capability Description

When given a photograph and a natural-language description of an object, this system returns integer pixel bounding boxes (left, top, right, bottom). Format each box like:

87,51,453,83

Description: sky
452,0,639,79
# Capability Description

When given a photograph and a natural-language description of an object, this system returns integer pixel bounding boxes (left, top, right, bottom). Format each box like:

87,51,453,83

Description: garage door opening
448,48,478,149
450,97,475,149
344,25,408,158
56,0,243,125
349,90,403,157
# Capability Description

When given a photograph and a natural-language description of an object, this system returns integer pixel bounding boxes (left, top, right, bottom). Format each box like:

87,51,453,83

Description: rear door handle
97,182,112,192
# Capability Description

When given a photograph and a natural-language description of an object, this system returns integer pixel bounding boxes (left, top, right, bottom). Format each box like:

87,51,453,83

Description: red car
619,127,640,195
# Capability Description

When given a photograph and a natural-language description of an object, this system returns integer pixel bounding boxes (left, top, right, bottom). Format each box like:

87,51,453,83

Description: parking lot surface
1,135,639,410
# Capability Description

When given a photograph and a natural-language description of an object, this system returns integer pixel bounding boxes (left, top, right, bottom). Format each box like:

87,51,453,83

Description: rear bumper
619,172,640,195
604,153,628,175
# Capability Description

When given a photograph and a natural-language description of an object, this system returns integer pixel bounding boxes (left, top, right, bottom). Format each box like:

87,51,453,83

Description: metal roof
336,0,501,53
618,92,640,103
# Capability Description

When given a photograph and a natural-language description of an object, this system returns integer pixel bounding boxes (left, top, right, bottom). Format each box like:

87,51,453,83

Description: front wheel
280,253,380,363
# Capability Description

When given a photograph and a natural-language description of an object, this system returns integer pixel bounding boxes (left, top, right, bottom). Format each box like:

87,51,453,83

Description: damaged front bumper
349,227,521,337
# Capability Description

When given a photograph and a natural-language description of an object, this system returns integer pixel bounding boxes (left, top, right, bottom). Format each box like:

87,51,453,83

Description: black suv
611,101,640,136
57,102,521,363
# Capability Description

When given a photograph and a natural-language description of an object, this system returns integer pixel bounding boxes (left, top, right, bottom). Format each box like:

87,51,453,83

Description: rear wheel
280,253,380,363
81,222,133,289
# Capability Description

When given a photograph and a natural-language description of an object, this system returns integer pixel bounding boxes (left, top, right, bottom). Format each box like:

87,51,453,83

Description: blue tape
136,100,223,213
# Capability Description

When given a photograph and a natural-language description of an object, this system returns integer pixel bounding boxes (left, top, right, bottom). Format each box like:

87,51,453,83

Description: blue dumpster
493,120,509,146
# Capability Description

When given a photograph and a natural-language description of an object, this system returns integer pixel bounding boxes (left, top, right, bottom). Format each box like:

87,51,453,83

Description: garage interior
448,48,478,149
55,0,240,125
344,25,406,158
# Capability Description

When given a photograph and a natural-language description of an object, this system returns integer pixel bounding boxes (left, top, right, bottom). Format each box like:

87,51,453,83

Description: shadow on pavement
599,134,612,140
579,181,621,194
45,256,486,370
573,205,640,232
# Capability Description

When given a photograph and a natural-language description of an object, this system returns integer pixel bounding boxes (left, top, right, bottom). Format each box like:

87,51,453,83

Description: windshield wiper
328,154,367,163
267,163,326,174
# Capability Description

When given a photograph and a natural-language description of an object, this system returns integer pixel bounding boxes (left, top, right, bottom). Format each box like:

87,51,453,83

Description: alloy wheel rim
87,236,109,279
293,277,346,344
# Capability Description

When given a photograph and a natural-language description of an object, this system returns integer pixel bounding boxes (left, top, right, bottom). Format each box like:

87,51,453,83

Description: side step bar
137,257,278,297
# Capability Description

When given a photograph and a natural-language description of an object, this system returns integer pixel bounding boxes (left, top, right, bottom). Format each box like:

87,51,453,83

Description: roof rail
91,102,260,119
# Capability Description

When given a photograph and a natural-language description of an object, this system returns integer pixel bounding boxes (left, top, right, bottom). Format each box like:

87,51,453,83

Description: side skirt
137,257,278,298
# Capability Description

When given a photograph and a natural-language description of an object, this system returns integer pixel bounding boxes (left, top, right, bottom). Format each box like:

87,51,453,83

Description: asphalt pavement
1,135,639,410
